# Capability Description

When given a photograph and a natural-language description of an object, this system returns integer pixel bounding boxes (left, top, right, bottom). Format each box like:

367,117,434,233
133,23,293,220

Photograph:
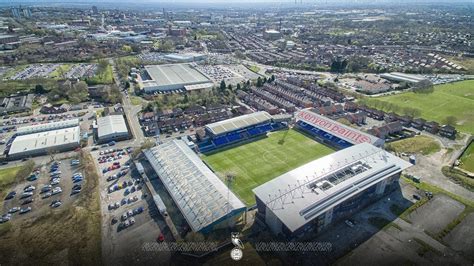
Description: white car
19,207,32,214
51,187,62,195
129,217,135,225
8,207,20,213
51,178,60,185
50,201,62,208
24,185,36,192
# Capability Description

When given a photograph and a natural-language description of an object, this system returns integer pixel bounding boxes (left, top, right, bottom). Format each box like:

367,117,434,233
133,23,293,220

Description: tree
256,77,263,87
236,83,241,91
219,80,226,92
34,84,47,94
227,84,233,91
444,116,458,126
69,81,89,104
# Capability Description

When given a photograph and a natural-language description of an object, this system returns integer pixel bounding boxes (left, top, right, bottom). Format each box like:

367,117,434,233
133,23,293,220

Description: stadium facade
139,64,213,93
253,142,412,239
144,139,246,233
295,109,385,149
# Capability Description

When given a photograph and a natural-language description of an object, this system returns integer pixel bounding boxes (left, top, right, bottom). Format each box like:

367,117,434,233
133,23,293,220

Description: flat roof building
139,64,213,93
253,142,411,238
96,115,130,144
144,139,246,233
380,72,428,84
16,119,79,136
8,126,80,159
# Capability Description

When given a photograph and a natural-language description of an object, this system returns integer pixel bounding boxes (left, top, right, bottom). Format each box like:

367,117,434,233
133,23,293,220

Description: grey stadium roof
253,142,412,233
9,126,80,156
144,139,246,232
97,115,128,139
205,111,273,135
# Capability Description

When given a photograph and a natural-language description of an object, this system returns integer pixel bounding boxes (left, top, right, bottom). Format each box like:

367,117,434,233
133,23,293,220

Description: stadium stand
295,109,384,149
197,111,287,152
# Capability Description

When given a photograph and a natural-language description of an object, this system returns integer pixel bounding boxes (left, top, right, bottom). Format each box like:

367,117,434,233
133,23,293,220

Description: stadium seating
201,122,285,152
296,120,353,150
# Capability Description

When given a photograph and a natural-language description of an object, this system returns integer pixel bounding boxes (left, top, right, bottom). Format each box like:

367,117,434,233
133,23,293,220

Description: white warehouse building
96,115,131,144
8,126,81,160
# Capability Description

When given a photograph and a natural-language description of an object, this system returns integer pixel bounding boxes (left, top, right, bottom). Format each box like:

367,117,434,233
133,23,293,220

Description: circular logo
230,248,243,261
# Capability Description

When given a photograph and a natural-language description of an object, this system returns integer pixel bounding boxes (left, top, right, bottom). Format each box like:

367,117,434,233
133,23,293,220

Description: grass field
386,135,441,155
202,129,334,205
368,80,474,135
459,141,474,173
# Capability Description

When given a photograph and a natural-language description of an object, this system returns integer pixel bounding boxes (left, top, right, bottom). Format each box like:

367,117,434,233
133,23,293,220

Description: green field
368,80,474,134
459,141,474,173
202,129,335,205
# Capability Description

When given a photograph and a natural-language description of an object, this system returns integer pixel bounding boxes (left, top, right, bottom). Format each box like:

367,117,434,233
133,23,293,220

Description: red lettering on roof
298,110,373,144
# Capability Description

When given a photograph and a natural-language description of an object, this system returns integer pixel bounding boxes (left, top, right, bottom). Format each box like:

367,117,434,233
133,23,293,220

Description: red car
157,233,165,242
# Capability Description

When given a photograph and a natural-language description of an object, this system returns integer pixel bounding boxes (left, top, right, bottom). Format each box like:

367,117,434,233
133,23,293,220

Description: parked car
50,200,62,208
8,207,20,213
51,187,62,195
22,198,33,205
20,192,34,199
4,191,16,200
24,185,35,192
19,207,32,214
41,185,52,193
42,192,52,199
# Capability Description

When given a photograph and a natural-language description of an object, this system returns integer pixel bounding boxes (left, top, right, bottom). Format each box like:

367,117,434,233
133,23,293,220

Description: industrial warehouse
252,142,412,239
143,139,246,233
95,114,131,144
7,119,81,160
138,63,213,93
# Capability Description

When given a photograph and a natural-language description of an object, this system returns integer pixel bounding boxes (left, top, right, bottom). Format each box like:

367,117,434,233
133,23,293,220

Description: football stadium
144,109,410,236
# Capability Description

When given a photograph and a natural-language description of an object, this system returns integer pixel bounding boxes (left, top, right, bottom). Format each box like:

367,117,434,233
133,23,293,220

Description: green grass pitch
373,80,474,135
459,141,474,173
201,129,335,206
